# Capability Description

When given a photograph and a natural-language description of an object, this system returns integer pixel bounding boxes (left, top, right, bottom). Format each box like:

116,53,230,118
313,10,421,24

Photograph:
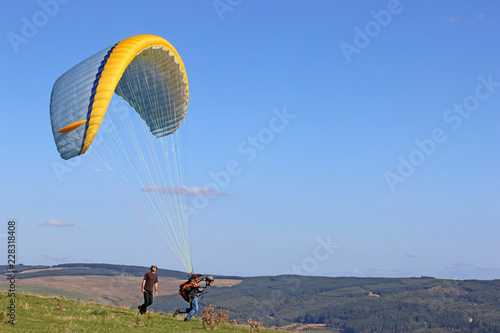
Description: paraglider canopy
49,35,193,273
50,34,189,160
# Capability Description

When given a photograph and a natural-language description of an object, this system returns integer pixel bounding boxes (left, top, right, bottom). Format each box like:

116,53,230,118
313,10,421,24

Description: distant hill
160,275,500,332
1,263,214,279
0,263,242,309
2,263,499,332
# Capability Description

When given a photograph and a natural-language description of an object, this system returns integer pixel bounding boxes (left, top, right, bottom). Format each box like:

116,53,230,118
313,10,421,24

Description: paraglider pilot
174,275,214,321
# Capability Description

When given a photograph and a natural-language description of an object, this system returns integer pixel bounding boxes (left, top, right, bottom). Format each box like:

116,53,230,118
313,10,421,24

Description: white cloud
39,219,74,227
345,268,403,277
445,263,500,280
43,254,73,263
442,13,487,26
142,185,226,197
346,269,363,276
404,251,417,258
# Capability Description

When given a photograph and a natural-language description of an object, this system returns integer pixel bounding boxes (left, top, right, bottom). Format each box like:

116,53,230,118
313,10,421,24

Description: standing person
138,265,158,315
174,275,214,321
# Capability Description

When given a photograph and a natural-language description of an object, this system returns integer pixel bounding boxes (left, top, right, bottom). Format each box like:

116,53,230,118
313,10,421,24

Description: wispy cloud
142,185,227,197
442,13,487,26
39,219,74,227
43,254,73,263
345,268,401,277
404,251,417,258
445,263,500,279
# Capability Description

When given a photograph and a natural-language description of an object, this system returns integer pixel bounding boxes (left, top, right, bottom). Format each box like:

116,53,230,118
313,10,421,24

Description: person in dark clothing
138,265,158,314
173,275,214,321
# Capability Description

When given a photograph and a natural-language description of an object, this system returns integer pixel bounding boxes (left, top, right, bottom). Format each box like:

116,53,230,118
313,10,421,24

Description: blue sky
1,0,499,280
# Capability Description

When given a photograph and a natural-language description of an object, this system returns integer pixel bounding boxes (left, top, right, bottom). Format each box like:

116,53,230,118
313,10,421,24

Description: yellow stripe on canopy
80,34,189,155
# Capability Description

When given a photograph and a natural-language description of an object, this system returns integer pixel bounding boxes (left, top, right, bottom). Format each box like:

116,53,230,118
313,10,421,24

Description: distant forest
157,275,500,332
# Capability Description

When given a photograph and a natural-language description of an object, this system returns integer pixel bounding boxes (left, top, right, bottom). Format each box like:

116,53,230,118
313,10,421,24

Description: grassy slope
0,291,278,333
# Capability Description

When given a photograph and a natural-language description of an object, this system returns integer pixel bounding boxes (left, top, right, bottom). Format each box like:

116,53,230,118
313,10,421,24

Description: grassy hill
0,291,278,333
2,263,500,332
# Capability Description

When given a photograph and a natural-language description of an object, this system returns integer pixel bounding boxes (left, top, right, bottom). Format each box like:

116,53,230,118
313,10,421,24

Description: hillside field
1,263,499,332
0,291,280,333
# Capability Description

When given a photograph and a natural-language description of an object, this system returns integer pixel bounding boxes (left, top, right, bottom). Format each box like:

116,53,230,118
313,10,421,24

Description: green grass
0,292,278,332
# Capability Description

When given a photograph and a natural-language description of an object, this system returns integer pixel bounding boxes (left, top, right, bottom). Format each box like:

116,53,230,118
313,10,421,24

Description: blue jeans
182,296,199,320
